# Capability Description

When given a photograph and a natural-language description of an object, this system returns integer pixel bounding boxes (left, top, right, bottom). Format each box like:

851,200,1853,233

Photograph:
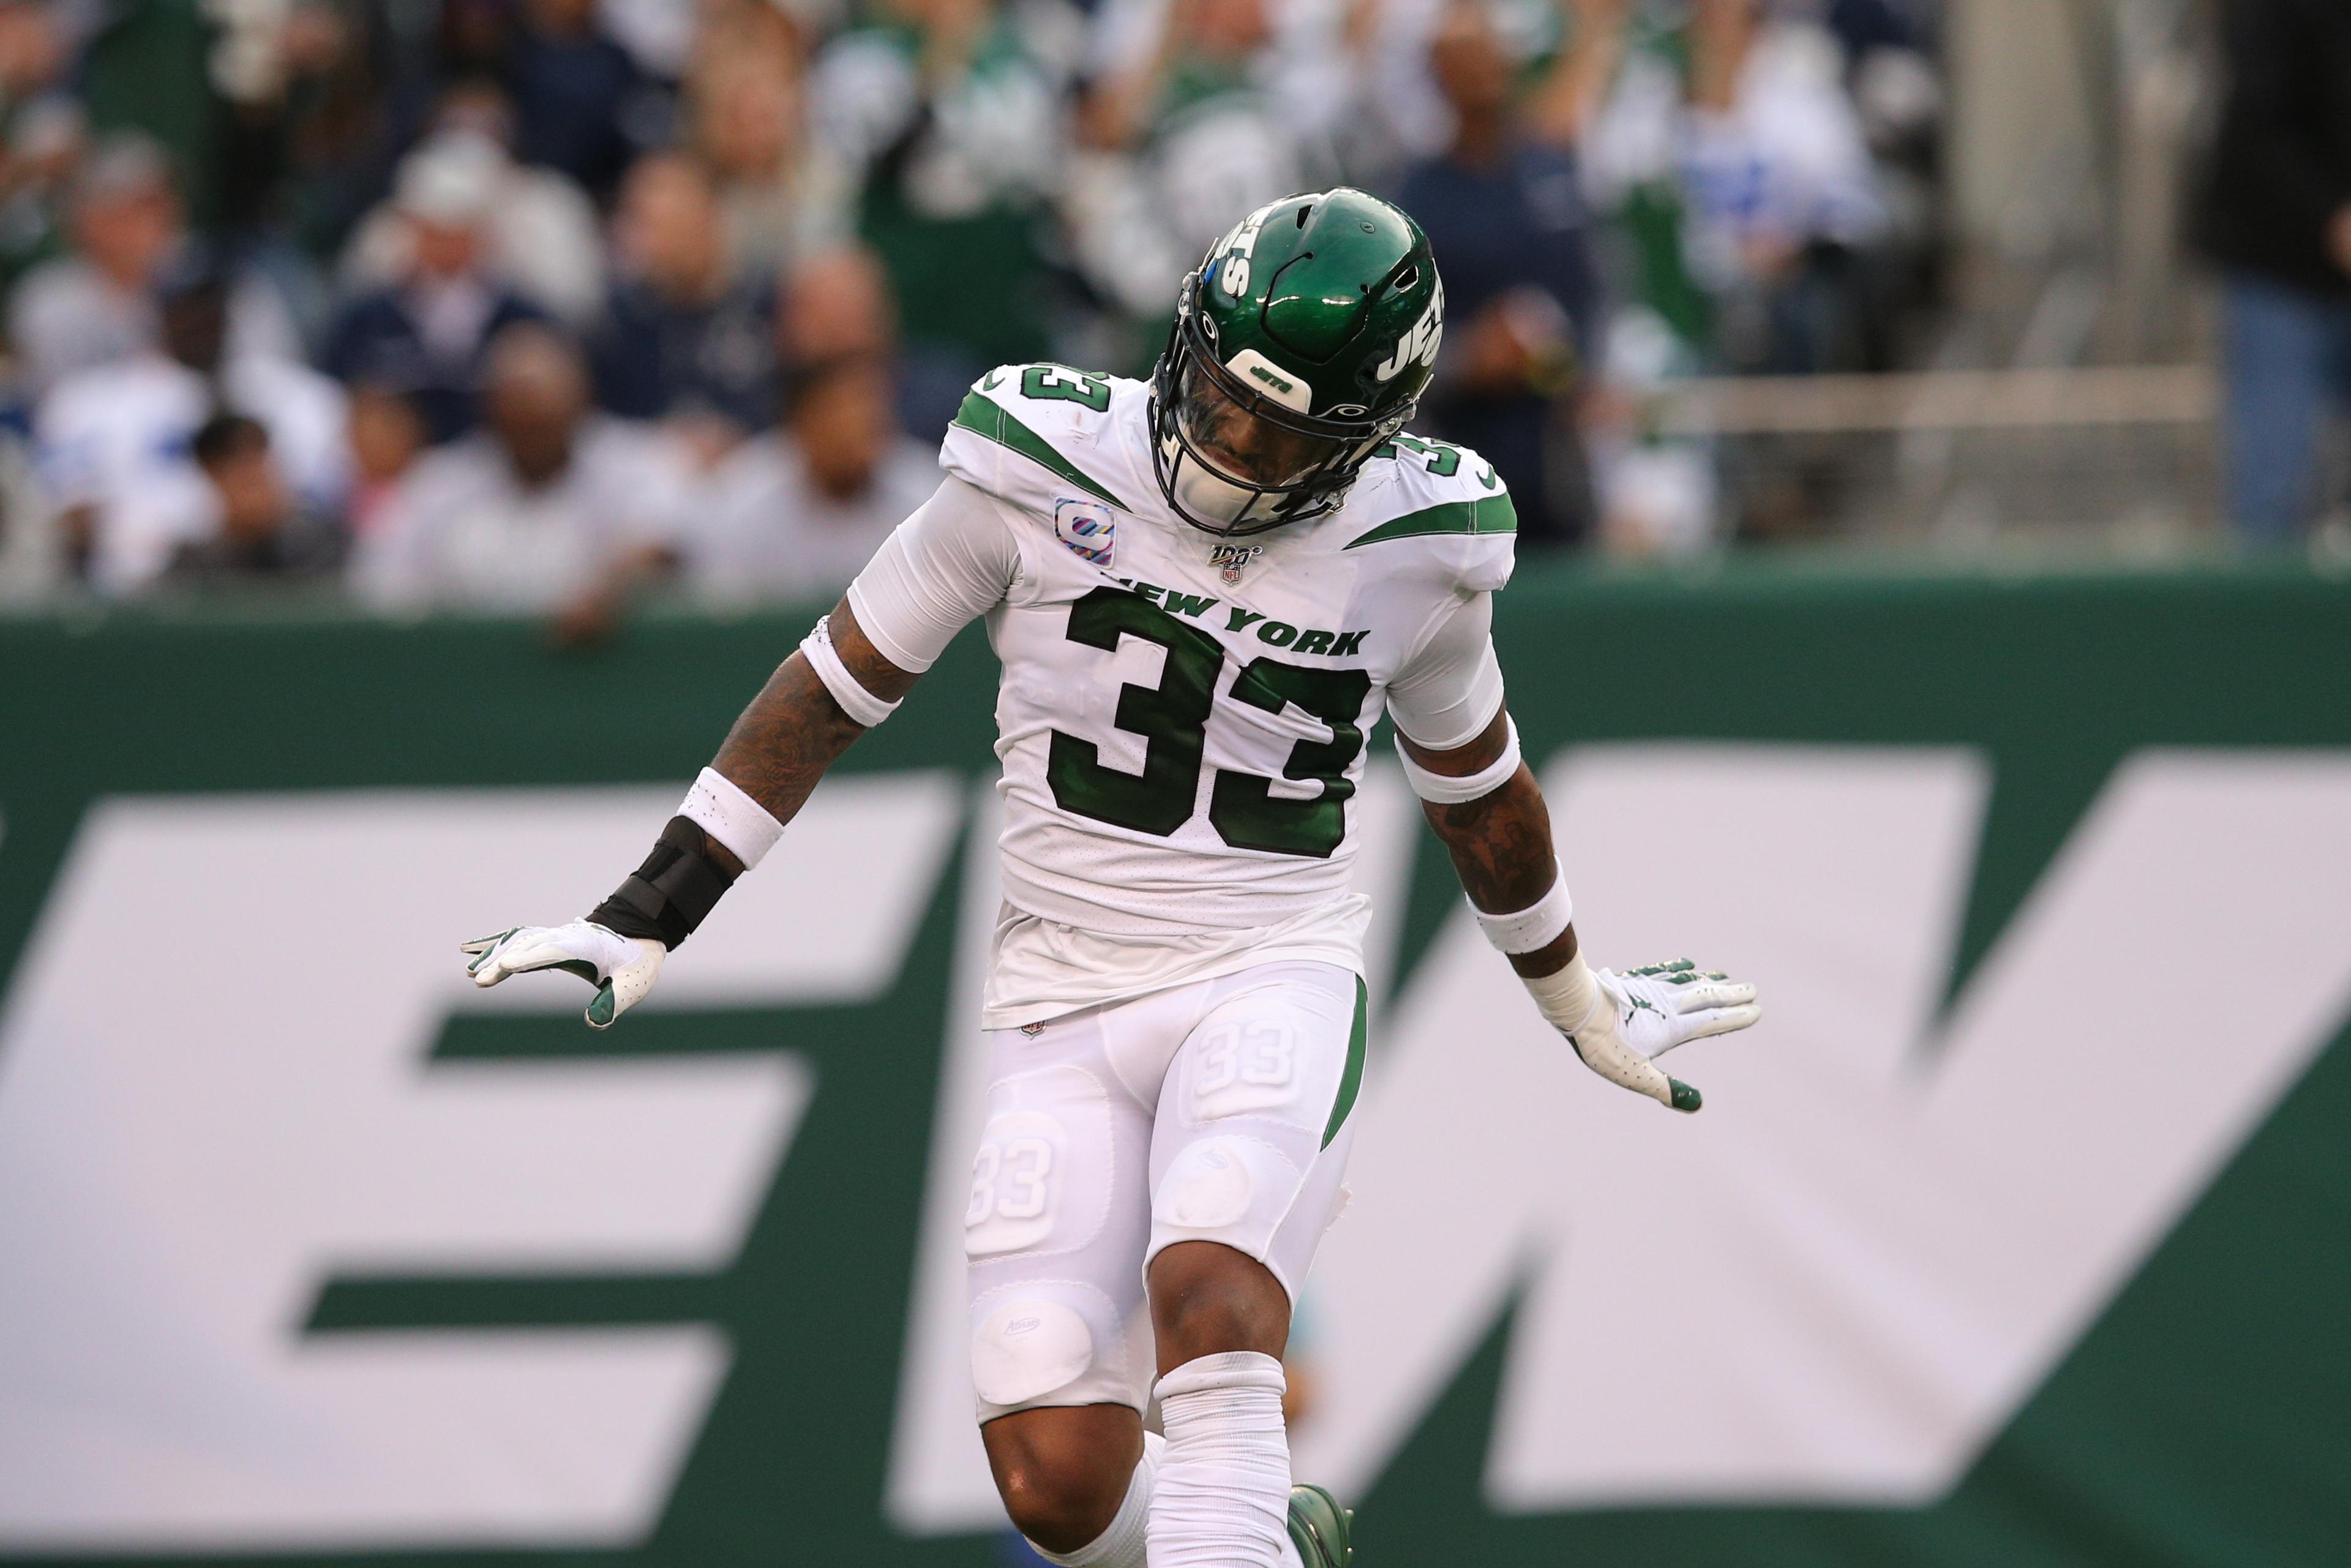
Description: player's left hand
1568,959,1760,1114
460,921,665,1029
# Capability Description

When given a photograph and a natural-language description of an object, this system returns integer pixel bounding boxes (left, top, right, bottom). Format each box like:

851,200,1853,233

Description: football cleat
1287,1482,1354,1567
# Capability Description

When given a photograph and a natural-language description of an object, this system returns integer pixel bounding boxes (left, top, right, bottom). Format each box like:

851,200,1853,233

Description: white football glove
1531,956,1761,1112
460,921,666,1029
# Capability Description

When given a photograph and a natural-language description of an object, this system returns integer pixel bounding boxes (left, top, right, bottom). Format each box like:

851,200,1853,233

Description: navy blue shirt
1396,143,1602,548
507,24,654,198
589,277,778,433
321,286,549,445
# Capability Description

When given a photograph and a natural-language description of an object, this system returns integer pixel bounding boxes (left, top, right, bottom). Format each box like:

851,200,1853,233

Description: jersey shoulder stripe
943,364,1138,514
1333,433,1515,593
1343,487,1517,548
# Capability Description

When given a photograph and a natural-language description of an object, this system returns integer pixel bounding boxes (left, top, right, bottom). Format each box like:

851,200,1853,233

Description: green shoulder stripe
1343,492,1518,548
951,391,1130,511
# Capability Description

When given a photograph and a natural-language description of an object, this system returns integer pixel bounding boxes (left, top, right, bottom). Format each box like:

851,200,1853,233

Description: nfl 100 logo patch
1209,543,1262,585
1053,498,1117,567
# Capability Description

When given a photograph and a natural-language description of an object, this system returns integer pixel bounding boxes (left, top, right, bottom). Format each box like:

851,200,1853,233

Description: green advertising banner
1,562,2347,1567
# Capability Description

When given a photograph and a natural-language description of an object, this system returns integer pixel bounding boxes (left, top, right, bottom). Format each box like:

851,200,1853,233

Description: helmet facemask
1150,279,1406,537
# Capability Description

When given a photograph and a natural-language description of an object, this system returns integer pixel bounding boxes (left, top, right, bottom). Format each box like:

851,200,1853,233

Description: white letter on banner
0,779,959,1550
1291,747,2351,1510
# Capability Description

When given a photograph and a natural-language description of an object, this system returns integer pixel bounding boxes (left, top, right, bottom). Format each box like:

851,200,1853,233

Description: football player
465,189,1760,1568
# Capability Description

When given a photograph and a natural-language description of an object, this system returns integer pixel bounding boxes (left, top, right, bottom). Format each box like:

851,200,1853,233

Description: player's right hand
460,921,665,1030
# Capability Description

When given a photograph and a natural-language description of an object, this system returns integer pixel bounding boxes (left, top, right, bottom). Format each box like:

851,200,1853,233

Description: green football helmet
1151,187,1444,535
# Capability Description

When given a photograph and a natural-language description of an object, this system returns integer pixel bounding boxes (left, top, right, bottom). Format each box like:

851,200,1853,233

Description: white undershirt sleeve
843,474,1023,673
1385,590,1506,751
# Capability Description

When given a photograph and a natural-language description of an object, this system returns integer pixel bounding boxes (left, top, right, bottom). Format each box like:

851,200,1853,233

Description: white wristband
678,767,786,870
1471,866,1573,954
800,615,901,728
1396,716,1520,803
1524,951,1688,1109
1522,950,1602,1036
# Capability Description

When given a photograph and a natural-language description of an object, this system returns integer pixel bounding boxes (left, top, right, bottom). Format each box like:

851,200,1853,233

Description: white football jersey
847,361,1517,1022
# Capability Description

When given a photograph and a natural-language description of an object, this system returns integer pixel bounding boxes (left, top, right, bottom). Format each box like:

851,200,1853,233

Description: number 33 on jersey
936,359,1519,937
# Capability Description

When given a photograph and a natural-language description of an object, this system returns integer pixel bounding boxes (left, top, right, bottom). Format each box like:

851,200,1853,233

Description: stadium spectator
0,0,2018,595
1674,0,1886,374
347,383,428,539
683,353,938,605
7,135,296,394
2197,0,2351,547
0,0,81,298
779,244,897,371
35,253,347,595
9,134,178,392
1065,0,1352,357
506,0,662,200
71,0,227,229
778,242,926,433
601,0,703,81
808,0,1071,421
351,323,688,628
590,150,777,452
322,132,550,445
340,84,608,325
1575,0,1885,376
164,414,348,586
1397,0,1616,549
692,45,817,285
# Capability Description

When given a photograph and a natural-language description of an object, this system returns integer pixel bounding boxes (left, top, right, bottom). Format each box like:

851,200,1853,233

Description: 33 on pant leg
967,1008,1158,1422
1145,962,1367,1302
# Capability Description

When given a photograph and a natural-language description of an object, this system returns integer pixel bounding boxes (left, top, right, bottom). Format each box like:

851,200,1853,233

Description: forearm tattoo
709,653,867,836
1423,766,1578,977
704,599,912,870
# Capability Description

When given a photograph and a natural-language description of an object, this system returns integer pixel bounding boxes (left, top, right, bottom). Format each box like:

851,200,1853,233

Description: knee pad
1150,1134,1301,1246
971,1295,1097,1409
969,1280,1142,1419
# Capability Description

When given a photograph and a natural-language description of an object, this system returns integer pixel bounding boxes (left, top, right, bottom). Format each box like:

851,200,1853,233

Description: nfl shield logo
1054,499,1116,567
1209,543,1262,585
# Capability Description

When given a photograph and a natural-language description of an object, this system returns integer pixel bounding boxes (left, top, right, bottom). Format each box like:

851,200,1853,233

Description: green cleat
1287,1483,1354,1567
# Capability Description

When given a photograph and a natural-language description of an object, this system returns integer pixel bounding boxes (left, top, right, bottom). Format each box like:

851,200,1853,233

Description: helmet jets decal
1212,194,1313,299
1150,187,1445,536
1373,278,1444,383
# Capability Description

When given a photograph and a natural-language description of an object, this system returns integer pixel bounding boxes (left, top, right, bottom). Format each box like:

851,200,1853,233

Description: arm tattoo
1422,765,1580,978
1423,766,1557,912
702,596,918,873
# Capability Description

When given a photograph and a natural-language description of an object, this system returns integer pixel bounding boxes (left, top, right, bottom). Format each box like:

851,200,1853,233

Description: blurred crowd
0,0,1949,626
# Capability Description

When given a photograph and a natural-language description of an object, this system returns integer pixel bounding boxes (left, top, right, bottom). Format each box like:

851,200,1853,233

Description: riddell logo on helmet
1373,280,1445,383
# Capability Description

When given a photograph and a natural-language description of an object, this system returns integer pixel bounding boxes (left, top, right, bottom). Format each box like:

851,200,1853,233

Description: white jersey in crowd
842,362,1518,1027
36,350,350,596
351,416,691,612
686,430,940,607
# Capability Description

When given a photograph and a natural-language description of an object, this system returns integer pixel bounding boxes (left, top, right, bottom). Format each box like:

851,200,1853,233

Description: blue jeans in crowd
2222,272,2351,546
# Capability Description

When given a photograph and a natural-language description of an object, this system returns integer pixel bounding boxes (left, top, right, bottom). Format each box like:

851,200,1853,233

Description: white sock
1147,1351,1304,1568
1028,1431,1164,1568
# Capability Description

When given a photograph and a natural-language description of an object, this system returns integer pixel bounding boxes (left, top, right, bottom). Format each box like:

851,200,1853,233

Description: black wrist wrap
588,816,738,950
